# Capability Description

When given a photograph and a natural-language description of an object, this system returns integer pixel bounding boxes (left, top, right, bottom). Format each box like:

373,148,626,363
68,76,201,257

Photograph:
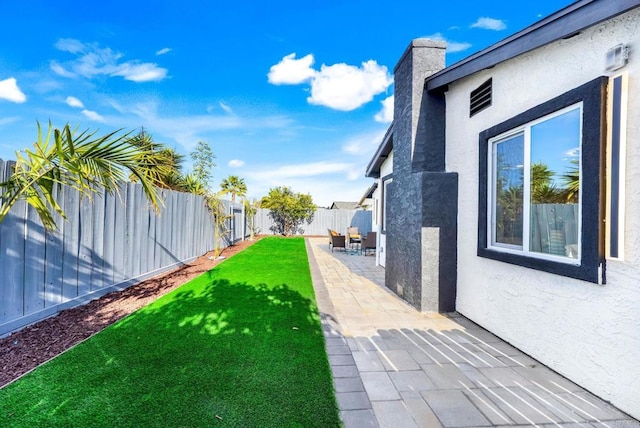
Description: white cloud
342,130,386,157
0,116,20,126
107,98,293,150
268,53,316,84
564,147,580,157
51,38,168,83
229,159,244,168
374,95,393,123
268,53,393,111
242,128,385,206
447,41,473,53
156,48,171,56
30,77,63,94
49,62,74,78
307,60,392,111
424,33,472,53
0,78,26,103
470,17,507,31
245,166,371,208
111,62,167,82
55,38,86,54
66,96,84,108
219,101,233,114
249,161,353,182
82,109,105,122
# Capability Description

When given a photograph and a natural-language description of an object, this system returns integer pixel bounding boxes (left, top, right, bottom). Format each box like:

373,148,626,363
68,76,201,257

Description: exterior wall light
605,44,629,72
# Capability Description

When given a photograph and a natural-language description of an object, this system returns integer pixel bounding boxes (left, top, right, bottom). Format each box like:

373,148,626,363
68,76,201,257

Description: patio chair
328,229,346,252
361,231,377,256
346,227,361,249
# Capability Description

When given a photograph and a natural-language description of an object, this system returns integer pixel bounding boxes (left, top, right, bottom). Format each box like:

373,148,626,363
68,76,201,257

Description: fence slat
124,183,135,279
91,193,106,291
112,184,126,284
132,184,143,277
0,204,26,323
62,186,80,301
44,186,64,308
102,191,116,287
24,204,46,315
77,195,93,297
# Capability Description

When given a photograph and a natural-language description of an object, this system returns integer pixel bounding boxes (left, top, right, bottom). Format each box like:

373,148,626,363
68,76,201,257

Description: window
489,105,582,262
478,77,607,284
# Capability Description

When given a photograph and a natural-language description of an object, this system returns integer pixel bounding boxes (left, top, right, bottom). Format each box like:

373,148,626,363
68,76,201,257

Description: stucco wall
377,153,393,267
445,9,640,418
380,151,393,178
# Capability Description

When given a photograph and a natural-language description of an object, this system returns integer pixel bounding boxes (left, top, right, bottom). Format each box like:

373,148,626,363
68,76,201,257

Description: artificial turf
0,237,341,427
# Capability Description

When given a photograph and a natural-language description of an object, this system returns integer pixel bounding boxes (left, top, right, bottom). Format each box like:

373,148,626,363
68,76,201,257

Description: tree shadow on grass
0,274,341,428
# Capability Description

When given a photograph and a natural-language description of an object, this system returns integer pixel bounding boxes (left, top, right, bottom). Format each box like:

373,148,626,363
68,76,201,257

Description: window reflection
529,108,580,258
493,133,524,247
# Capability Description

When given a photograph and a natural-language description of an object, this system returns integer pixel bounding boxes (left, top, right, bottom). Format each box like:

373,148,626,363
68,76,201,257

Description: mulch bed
0,237,264,388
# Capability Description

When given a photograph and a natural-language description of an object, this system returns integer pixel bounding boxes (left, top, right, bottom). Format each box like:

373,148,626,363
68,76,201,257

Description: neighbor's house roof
330,201,360,210
426,0,640,92
365,0,640,178
358,183,378,206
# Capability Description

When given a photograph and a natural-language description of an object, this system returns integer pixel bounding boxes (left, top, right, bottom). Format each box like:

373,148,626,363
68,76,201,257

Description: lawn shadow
114,276,323,338
1,239,341,427
78,275,338,426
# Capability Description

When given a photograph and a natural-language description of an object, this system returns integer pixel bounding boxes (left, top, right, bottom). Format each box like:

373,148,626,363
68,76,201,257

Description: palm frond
0,122,164,230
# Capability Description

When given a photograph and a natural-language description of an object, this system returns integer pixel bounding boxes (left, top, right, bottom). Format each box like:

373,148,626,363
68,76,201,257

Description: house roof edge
365,123,394,178
427,0,640,91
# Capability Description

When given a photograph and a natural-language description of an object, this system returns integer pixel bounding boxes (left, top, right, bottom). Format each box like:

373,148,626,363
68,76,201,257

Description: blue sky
0,0,574,207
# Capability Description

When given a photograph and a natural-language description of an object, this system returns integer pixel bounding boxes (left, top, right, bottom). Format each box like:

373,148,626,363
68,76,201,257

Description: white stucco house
366,0,640,419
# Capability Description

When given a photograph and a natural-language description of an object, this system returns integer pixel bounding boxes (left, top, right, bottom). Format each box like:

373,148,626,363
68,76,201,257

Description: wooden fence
0,157,371,335
0,157,222,336
252,208,372,237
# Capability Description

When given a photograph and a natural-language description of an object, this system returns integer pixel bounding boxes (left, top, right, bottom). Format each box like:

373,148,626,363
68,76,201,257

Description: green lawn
0,237,340,427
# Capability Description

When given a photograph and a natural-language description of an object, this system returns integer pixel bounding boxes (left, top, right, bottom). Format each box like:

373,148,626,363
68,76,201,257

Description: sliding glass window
489,104,582,262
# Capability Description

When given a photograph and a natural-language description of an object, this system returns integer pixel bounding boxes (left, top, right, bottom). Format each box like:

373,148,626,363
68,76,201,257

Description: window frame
477,77,607,284
487,103,583,264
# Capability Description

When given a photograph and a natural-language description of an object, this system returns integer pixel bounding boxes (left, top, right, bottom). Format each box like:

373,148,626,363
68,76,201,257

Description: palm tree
181,173,206,195
220,175,247,202
204,191,232,258
561,159,580,203
497,184,523,245
127,129,185,191
243,197,260,240
0,122,163,230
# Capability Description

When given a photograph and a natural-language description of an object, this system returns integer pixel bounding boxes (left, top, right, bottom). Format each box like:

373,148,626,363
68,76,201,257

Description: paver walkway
306,238,639,428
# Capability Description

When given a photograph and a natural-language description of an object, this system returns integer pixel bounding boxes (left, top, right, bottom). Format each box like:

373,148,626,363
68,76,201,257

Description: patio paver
306,238,639,428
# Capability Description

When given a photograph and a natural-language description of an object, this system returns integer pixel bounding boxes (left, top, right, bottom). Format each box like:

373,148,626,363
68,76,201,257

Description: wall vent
470,78,492,117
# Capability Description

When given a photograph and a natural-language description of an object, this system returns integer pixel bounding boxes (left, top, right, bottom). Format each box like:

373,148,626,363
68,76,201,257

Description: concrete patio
305,237,639,428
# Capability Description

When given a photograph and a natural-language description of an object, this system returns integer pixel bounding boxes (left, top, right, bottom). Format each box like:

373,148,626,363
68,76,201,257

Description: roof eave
427,0,640,92
365,123,394,178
